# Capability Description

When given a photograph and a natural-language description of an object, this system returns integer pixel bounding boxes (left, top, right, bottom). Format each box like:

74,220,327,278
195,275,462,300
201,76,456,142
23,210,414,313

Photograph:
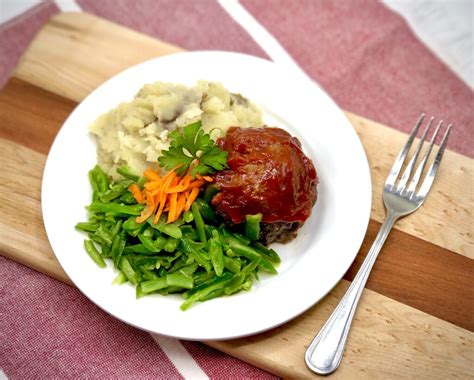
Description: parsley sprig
158,121,228,177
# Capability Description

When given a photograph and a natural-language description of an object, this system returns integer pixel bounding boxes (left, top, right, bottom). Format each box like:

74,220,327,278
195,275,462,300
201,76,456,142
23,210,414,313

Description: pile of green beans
76,165,280,310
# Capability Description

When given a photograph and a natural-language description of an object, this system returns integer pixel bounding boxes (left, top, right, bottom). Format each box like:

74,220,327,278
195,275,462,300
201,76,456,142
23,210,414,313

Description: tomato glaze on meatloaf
211,127,318,244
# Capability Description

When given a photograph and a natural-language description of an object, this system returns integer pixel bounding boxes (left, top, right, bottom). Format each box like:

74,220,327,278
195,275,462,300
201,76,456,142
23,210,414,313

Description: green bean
83,240,106,268
137,176,147,188
122,216,141,230
99,189,123,203
182,210,194,223
89,165,109,193
203,184,219,203
164,238,178,252
180,225,195,234
183,231,199,241
223,256,241,274
166,273,194,289
228,241,277,274
157,267,167,277
138,234,157,253
178,263,199,277
136,285,147,299
184,272,232,299
142,227,154,238
88,202,143,215
75,222,98,232
112,271,127,285
119,191,136,204
101,243,111,259
116,166,140,181
141,278,167,293
95,225,112,246
245,213,262,241
110,220,123,240
193,271,216,286
252,242,281,264
141,268,160,281
195,198,217,223
87,232,109,247
148,217,183,239
88,170,100,194
120,256,139,285
192,203,207,244
159,286,185,295
224,273,246,295
180,238,211,273
209,230,224,276
111,232,126,269
123,244,151,254
242,257,261,276
154,235,168,251
223,234,250,248
180,272,234,310
104,213,118,223
199,288,224,302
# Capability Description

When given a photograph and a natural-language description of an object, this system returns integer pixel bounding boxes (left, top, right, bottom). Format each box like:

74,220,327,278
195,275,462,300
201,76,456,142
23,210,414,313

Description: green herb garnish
158,121,228,177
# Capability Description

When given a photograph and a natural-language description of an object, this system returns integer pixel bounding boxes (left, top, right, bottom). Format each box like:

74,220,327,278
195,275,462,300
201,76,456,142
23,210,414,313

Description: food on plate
77,80,318,310
212,127,318,244
89,81,262,179
77,123,280,310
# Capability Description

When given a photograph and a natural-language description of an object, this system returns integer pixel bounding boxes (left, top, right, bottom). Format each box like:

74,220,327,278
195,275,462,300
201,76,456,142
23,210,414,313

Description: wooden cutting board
1,13,472,379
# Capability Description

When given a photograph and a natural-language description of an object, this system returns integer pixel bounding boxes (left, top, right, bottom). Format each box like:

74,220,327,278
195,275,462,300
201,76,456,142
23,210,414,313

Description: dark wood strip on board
1,78,472,331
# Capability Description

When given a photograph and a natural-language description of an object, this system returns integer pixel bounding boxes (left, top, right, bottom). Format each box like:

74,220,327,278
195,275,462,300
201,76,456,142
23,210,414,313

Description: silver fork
305,114,452,375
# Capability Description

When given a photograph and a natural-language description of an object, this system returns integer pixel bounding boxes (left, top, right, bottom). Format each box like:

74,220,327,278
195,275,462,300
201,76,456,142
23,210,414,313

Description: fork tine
385,114,425,189
396,116,434,192
405,120,443,196
415,125,452,200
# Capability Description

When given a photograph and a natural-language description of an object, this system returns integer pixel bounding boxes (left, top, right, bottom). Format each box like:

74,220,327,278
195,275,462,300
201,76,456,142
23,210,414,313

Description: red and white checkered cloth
1,1,472,378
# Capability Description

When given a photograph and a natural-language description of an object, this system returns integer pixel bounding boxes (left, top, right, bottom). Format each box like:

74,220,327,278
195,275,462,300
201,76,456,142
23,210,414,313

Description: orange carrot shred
176,193,186,219
184,187,200,212
128,184,144,204
167,192,178,223
154,195,166,224
144,169,161,181
188,179,205,189
136,205,153,223
135,166,208,224
166,175,192,193
144,180,161,191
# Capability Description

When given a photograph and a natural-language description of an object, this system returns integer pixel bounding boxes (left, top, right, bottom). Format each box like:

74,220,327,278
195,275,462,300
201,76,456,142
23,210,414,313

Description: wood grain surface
0,136,472,379
13,13,474,260
1,11,473,379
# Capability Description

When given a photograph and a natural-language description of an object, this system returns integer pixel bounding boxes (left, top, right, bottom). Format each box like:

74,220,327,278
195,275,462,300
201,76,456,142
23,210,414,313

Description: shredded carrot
144,180,161,191
184,188,200,212
188,179,205,189
144,169,161,181
196,174,214,182
176,193,186,218
167,192,178,223
128,184,144,204
166,175,192,193
134,167,209,224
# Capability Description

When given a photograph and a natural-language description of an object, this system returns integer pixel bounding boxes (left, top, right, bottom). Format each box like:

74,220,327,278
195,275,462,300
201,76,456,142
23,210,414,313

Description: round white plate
42,51,371,341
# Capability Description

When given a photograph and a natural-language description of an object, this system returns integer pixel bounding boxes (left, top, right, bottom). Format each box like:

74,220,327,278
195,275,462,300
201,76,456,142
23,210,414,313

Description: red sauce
212,127,318,224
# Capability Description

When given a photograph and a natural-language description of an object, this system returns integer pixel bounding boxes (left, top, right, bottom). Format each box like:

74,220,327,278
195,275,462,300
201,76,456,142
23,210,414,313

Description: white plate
42,51,371,341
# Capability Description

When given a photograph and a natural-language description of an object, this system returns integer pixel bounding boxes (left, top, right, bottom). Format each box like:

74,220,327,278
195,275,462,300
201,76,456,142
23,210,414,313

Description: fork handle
305,210,399,375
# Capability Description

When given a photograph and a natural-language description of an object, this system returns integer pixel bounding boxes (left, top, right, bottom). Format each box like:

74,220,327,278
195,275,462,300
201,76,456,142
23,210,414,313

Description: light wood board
1,12,472,379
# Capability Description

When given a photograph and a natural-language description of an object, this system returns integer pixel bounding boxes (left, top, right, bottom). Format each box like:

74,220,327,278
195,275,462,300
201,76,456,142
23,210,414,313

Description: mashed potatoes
90,81,263,179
